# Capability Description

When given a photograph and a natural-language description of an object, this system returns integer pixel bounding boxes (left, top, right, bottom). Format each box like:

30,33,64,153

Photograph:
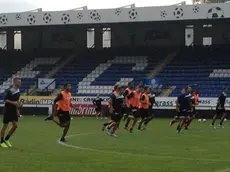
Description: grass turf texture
0,116,230,172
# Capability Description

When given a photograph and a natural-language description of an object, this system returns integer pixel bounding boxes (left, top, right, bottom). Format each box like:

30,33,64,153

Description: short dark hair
64,83,71,88
144,86,149,91
127,82,133,87
114,84,120,90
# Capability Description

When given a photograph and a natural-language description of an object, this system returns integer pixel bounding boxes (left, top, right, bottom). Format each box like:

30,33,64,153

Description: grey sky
0,0,192,13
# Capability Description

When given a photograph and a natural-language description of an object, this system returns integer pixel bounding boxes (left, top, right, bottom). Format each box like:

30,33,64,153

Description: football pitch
0,116,230,172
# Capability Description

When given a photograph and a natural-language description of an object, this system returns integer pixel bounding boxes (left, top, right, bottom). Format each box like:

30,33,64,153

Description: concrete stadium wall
194,22,230,45
21,26,87,51
111,23,185,47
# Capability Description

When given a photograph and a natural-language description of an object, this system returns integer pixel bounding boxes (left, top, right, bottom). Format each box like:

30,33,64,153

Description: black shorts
179,111,192,118
123,106,132,115
216,108,226,115
3,113,18,124
95,106,102,113
111,112,123,122
192,107,197,114
139,108,149,119
57,110,70,124
130,106,140,118
148,108,154,116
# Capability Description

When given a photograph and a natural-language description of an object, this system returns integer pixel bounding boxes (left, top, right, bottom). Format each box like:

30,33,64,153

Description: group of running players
100,82,158,137
0,78,227,147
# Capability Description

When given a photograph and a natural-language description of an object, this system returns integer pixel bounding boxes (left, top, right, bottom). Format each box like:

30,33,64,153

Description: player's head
127,82,134,89
97,94,100,97
113,84,120,91
144,86,151,94
185,86,192,93
13,77,21,88
194,90,199,95
136,84,144,92
223,88,228,94
64,83,71,92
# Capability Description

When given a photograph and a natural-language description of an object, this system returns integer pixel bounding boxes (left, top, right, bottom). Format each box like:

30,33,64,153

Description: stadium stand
157,46,230,97
53,48,169,96
1,46,229,98
0,49,71,95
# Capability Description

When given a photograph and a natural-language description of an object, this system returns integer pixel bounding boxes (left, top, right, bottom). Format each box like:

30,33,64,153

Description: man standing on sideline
0,77,21,148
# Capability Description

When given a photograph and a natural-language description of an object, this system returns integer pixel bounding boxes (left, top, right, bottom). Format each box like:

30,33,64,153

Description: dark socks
5,135,10,141
1,137,4,143
125,119,130,127
220,118,225,126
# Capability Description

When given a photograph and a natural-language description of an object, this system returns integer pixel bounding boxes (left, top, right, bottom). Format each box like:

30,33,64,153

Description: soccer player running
52,83,73,142
106,85,124,137
184,90,199,130
137,86,151,130
93,94,103,119
211,88,227,128
138,87,158,130
0,77,21,148
123,82,134,121
174,87,193,133
101,84,119,131
124,84,143,133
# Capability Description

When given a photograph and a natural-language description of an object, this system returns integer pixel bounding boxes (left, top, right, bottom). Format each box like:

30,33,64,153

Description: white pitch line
57,132,230,163
217,169,230,172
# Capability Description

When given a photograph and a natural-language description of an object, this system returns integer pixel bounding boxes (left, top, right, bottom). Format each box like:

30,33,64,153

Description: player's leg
45,114,53,121
137,109,145,130
0,123,9,147
4,121,18,147
177,116,185,133
96,109,99,119
124,107,135,130
129,110,140,133
219,111,226,127
60,114,71,142
211,112,218,127
170,111,180,127
143,114,154,130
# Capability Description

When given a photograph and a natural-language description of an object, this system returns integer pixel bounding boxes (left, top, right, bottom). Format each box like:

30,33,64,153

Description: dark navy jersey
177,93,192,112
110,93,124,113
217,92,227,109
93,97,103,107
149,93,156,108
4,88,20,112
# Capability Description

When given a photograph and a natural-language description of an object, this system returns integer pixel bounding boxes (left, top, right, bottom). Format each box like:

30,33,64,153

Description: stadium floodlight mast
22,8,43,12
67,6,88,11
171,1,186,5
118,4,135,8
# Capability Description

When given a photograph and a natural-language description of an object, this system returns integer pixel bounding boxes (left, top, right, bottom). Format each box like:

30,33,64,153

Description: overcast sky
0,0,192,12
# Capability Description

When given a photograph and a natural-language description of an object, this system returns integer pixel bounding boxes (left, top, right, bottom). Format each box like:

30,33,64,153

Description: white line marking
217,168,230,172
57,132,230,163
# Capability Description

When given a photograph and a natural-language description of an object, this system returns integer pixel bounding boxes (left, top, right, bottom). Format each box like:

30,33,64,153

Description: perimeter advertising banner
19,96,110,116
9,96,230,116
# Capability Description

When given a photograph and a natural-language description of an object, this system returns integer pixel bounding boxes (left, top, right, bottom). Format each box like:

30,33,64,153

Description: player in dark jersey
93,94,103,119
101,84,120,131
105,85,124,137
184,90,199,130
173,87,193,133
211,88,227,128
0,77,21,148
138,88,158,130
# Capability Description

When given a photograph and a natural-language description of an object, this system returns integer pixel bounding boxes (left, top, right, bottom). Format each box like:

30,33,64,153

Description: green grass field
0,116,230,172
